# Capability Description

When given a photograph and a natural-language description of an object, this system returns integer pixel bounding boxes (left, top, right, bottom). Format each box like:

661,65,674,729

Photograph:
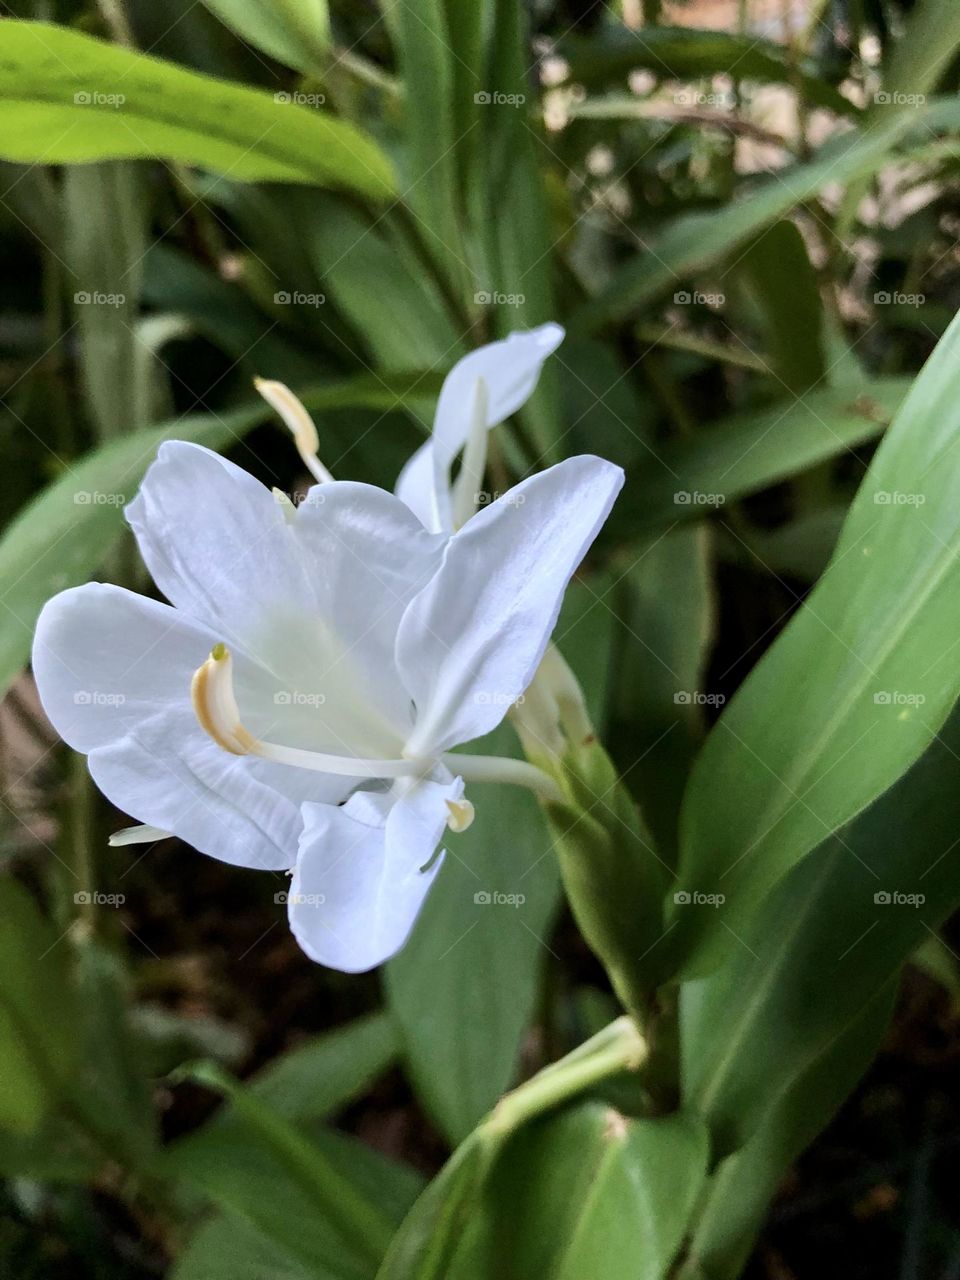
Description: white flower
32,329,622,972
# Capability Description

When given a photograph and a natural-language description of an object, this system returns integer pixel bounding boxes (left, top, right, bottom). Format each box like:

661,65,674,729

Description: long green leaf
681,706,960,1156
666,308,960,977
679,982,897,1280
199,0,330,73
574,100,960,331
561,25,857,116
164,1063,416,1275
607,378,908,541
0,21,394,197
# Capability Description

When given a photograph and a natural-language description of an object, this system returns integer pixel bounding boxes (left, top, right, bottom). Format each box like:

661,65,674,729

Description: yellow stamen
445,797,475,833
191,645,255,755
254,376,334,484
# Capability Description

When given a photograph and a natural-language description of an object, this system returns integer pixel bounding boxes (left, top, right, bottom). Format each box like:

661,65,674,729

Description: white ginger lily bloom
33,328,622,973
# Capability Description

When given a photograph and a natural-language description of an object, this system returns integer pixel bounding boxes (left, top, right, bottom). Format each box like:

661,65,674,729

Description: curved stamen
254,377,334,485
191,646,423,780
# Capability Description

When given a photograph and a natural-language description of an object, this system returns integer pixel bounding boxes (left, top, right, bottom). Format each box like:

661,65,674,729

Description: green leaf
574,101,960,331
668,308,960,976
385,722,563,1145
0,21,394,198
64,162,155,437
0,879,78,1134
680,706,960,1157
560,26,857,116
680,982,897,1280
608,379,908,540
0,405,265,701
883,0,960,99
195,1011,400,1157
199,0,330,73
477,1104,709,1280
163,1063,419,1276
734,220,826,394
173,1212,316,1280
613,526,715,863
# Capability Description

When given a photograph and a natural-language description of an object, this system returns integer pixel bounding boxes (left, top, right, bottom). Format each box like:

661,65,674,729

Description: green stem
482,1016,647,1145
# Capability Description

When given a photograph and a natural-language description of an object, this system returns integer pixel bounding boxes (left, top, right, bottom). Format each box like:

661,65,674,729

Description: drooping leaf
163,1063,419,1277
0,21,394,197
199,0,330,74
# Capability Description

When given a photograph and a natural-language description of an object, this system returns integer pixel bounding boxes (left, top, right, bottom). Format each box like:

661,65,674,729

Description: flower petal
125,441,312,655
128,442,444,753
397,456,624,755
424,325,564,531
288,773,461,972
33,583,348,870
394,440,438,531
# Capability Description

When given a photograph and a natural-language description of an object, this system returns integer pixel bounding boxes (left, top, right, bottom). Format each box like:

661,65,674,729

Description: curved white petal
288,773,462,972
128,443,444,754
397,456,624,756
32,583,348,871
430,324,564,530
395,440,440,532
125,441,312,655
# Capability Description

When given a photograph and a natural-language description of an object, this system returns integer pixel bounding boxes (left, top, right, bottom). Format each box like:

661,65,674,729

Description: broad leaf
0,21,394,197
608,379,908,541
666,309,960,976
681,706,960,1156
199,0,330,73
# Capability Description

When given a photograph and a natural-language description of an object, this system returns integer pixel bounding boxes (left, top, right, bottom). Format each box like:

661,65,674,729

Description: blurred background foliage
0,0,959,1276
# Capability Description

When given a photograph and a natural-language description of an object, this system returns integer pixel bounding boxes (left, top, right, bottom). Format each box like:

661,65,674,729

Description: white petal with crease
288,773,462,972
397,456,623,756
